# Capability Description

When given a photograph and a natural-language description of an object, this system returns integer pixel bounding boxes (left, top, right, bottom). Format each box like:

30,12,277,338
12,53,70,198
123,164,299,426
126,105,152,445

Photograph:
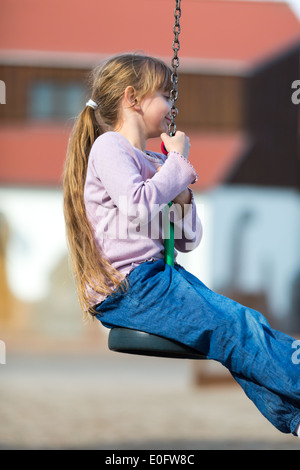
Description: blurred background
1,0,300,450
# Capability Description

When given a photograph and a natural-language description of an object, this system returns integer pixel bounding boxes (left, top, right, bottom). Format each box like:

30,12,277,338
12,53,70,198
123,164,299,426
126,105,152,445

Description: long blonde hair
63,54,172,314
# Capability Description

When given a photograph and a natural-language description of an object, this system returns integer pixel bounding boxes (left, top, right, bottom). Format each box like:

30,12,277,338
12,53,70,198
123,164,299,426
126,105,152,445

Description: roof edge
0,36,299,76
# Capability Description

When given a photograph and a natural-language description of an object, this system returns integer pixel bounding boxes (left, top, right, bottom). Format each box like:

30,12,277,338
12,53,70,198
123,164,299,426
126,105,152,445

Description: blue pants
96,259,300,435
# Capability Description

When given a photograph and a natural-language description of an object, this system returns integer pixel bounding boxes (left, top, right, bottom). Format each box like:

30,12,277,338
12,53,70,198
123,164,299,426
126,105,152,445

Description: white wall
0,187,67,302
179,186,300,322
2,185,300,324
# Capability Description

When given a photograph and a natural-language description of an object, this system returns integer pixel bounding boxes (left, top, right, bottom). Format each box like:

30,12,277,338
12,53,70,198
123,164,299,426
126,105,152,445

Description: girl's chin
163,122,171,133
147,123,170,138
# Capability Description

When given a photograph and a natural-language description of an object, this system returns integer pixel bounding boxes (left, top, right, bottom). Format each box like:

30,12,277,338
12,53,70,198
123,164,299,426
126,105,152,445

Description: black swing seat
108,327,206,359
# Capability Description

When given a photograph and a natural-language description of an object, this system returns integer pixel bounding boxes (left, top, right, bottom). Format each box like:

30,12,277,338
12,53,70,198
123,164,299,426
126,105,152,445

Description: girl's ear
124,86,140,109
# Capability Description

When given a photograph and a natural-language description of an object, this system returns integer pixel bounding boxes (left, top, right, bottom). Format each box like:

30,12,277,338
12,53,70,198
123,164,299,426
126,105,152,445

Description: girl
63,53,300,439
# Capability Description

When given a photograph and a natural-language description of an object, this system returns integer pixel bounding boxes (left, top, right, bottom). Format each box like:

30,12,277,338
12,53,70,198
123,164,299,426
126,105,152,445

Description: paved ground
0,348,299,450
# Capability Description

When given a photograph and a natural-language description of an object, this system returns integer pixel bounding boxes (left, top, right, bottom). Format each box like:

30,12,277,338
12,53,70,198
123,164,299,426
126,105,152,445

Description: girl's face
139,91,172,138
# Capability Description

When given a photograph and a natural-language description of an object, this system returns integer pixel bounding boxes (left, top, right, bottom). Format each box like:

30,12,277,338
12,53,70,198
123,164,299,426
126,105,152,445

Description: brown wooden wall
1,54,299,188
0,66,89,123
230,50,300,187
0,65,244,131
176,73,245,131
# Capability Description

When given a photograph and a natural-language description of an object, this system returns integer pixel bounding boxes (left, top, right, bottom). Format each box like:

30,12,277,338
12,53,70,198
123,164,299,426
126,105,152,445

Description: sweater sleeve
89,132,198,226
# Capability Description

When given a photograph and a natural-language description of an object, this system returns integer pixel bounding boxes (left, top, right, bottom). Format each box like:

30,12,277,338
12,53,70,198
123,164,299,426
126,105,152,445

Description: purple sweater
84,131,202,300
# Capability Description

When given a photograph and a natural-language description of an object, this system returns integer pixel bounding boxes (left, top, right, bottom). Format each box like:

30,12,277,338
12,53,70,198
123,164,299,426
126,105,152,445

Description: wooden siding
0,66,89,123
0,66,244,131
176,73,245,131
0,54,299,188
230,50,300,187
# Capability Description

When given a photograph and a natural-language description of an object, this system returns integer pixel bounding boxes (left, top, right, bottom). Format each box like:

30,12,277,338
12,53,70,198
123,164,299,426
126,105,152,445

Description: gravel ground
0,351,299,450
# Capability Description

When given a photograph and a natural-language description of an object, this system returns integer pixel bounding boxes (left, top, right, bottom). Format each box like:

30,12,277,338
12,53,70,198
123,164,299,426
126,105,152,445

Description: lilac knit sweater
84,131,202,301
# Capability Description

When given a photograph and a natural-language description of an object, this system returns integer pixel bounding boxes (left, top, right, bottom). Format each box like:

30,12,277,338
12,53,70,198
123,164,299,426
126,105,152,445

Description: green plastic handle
164,202,175,267
161,142,175,266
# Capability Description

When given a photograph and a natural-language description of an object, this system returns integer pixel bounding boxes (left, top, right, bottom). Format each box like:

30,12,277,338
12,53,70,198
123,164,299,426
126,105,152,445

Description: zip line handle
160,141,174,267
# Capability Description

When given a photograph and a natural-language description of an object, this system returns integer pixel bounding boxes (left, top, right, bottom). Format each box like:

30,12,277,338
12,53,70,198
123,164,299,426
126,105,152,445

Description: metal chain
169,0,182,136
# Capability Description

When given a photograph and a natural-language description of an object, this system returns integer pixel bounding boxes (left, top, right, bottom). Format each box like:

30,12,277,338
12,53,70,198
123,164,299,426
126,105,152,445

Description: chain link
169,0,182,136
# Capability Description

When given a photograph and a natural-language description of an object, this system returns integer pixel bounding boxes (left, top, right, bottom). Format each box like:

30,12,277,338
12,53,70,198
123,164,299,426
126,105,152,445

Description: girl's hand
156,166,191,210
173,188,191,209
160,131,190,160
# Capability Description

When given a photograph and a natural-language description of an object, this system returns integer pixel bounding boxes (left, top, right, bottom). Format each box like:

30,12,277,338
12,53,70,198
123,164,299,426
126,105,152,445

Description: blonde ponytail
63,106,124,314
63,54,171,315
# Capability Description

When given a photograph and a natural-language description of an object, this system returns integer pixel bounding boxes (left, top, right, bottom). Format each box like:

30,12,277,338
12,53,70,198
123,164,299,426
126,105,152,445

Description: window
28,80,86,121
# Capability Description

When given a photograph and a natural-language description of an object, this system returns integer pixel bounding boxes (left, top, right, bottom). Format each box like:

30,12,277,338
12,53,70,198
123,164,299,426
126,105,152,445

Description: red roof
0,125,247,190
1,1,299,189
0,125,69,186
1,1,300,70
149,132,249,191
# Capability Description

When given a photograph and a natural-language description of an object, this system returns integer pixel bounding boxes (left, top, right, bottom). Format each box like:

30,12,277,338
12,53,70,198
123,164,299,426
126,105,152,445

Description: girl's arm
89,132,198,225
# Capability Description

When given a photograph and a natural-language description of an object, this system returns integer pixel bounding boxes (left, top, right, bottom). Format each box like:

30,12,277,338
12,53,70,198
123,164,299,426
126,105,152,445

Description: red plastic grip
161,142,168,156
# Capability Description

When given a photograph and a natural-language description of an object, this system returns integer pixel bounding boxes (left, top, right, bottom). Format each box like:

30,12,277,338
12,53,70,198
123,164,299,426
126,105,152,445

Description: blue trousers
96,259,300,435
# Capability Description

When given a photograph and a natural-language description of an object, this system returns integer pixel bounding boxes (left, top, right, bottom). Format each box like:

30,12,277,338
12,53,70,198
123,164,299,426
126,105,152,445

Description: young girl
63,53,300,439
